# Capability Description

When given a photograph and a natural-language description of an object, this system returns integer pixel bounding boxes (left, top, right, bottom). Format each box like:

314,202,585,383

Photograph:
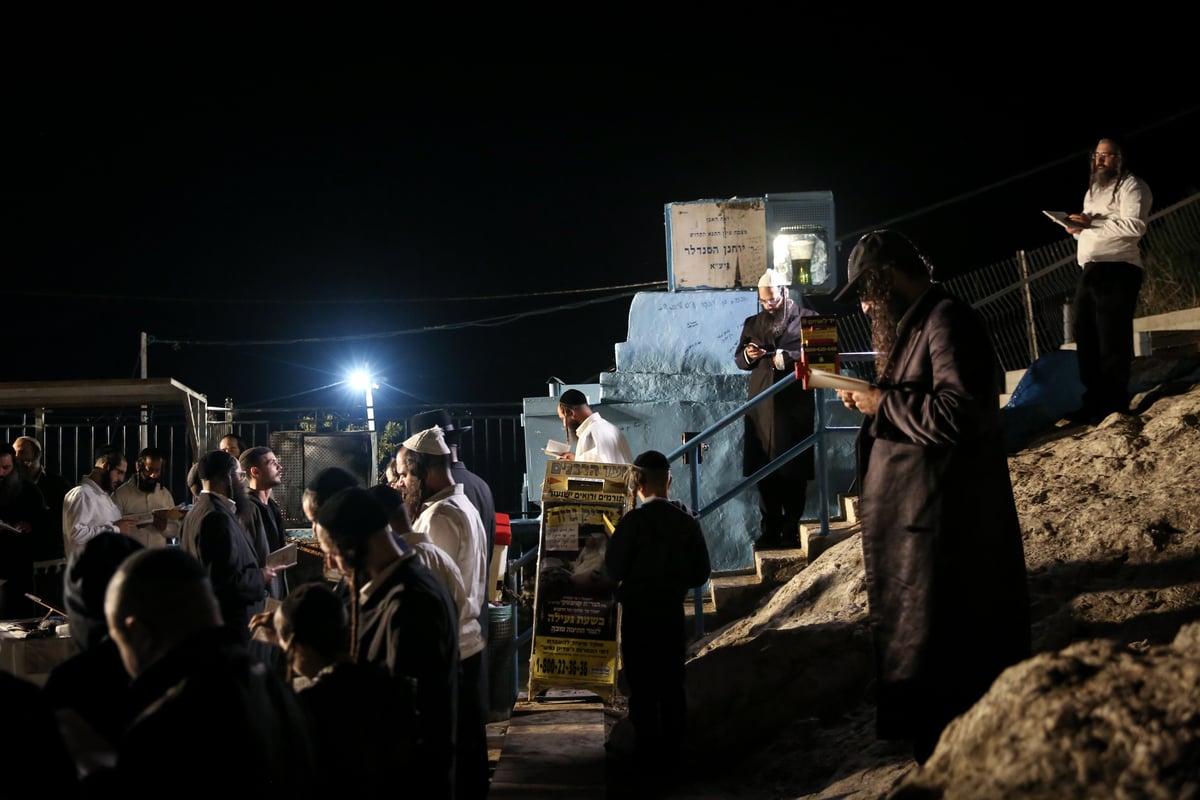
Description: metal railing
833,192,1200,373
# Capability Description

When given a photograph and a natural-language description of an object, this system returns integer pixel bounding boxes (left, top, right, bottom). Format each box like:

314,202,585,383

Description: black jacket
605,497,711,614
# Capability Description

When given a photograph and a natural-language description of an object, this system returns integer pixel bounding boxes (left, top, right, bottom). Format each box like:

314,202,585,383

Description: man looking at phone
734,268,817,549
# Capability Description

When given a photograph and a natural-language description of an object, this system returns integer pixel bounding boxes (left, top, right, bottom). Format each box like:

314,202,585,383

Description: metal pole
1017,251,1039,363
814,388,831,538
139,332,149,450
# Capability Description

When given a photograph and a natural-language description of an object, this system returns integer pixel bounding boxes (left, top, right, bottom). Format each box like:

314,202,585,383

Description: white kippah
403,425,451,455
758,268,788,288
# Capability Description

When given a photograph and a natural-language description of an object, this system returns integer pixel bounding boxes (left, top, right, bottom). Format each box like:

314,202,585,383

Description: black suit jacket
180,493,266,638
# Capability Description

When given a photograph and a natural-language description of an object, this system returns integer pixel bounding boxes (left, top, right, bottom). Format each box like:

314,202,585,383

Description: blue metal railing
664,359,872,641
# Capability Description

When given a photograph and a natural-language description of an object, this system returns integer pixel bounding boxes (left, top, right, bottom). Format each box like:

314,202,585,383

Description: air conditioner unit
269,430,377,524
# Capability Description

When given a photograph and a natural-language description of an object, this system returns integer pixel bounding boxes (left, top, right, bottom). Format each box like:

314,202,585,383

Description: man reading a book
1062,138,1153,425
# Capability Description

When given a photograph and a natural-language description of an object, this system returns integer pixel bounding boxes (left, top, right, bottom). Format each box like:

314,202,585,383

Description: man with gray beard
734,267,818,549
1062,137,1153,425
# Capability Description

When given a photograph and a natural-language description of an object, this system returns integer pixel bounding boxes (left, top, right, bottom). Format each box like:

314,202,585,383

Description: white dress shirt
113,479,182,548
574,412,634,465
413,484,488,661
62,477,123,556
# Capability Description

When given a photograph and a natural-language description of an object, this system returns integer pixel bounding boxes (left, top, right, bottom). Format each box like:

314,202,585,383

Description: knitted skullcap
402,425,450,455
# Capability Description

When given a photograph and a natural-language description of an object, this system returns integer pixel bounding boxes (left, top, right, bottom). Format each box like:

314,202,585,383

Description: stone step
686,494,859,630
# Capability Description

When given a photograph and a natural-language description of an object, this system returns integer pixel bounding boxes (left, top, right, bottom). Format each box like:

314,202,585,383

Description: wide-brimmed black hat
408,408,471,441
833,229,929,303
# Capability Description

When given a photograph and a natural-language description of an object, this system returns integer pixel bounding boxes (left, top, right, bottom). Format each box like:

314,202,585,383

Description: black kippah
305,467,360,504
632,450,671,471
558,389,588,406
316,486,388,537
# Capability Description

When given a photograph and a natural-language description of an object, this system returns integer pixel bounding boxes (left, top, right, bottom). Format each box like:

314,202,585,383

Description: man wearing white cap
734,268,818,549
396,425,490,800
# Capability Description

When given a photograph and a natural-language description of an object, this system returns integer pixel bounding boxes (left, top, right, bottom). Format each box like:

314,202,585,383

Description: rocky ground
644,353,1200,799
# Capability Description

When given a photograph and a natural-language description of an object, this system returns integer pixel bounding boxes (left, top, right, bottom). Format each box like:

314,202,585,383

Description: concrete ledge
801,521,860,563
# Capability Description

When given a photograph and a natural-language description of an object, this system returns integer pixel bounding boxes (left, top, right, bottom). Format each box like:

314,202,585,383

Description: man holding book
1061,138,1153,425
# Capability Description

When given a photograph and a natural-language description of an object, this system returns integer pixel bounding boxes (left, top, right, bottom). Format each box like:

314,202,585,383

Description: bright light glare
348,370,371,391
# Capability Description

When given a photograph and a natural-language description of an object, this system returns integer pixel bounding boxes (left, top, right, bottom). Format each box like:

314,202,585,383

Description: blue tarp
998,350,1084,453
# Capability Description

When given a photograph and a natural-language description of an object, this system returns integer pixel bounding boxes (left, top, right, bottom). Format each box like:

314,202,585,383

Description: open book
543,439,572,457
798,366,873,392
267,542,298,569
1043,210,1089,231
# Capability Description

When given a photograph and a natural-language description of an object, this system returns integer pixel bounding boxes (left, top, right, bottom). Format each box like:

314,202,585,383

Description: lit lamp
348,368,378,432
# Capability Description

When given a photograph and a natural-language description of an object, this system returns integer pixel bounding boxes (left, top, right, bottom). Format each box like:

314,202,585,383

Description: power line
149,286,658,348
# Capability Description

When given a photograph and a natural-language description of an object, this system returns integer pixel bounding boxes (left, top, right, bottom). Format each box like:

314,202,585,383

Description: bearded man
734,267,817,549
113,447,182,548
13,435,68,561
63,445,139,557
1063,137,1153,425
832,229,1031,764
0,442,47,617
397,426,491,800
180,450,279,651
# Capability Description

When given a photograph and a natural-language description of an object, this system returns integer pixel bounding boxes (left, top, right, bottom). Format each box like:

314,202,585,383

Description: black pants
1071,261,1143,418
456,650,491,800
620,605,688,770
756,472,808,544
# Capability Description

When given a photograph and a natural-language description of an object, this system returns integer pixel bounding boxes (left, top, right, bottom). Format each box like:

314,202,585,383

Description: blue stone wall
523,288,858,573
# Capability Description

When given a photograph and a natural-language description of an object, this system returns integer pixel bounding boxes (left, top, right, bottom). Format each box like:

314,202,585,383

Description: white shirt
413,484,488,660
1076,173,1152,268
62,477,123,556
397,526,468,625
113,480,181,549
574,411,634,465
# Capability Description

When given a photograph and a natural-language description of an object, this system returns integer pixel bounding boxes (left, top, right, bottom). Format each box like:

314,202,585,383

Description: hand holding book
1043,210,1091,231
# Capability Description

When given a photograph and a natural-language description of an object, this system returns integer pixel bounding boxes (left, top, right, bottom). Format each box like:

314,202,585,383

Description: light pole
349,368,378,432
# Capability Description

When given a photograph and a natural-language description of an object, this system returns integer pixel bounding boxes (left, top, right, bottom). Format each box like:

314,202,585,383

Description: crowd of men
0,407,507,799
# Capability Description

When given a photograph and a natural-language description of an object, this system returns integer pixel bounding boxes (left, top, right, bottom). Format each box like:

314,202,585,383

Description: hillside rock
664,356,1200,799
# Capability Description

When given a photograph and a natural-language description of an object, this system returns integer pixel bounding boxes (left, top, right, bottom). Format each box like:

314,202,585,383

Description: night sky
8,50,1200,411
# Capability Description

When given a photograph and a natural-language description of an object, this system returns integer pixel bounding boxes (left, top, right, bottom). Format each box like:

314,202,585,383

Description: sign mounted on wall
664,198,768,290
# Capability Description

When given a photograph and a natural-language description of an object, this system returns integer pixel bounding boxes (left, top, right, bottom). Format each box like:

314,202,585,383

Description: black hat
833,229,929,303
408,408,471,441
64,532,144,651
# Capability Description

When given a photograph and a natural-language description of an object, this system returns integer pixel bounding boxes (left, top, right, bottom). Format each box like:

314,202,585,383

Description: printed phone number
535,658,591,677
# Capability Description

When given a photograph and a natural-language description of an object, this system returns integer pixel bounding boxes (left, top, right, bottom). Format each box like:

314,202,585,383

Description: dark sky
8,51,1200,411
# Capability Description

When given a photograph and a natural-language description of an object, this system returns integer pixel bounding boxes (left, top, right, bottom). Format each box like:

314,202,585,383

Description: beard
766,300,790,340
137,476,161,493
399,480,424,522
98,471,118,493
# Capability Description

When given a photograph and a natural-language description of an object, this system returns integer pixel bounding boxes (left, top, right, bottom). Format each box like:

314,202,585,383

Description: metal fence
834,192,1200,377
217,404,527,520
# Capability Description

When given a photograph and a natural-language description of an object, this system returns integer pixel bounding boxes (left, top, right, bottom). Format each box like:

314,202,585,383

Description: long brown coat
854,285,1031,748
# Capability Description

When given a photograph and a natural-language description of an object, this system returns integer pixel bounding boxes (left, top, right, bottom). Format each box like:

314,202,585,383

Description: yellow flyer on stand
527,460,632,701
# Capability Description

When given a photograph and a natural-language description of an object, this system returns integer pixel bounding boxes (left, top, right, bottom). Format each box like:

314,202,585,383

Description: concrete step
686,494,859,629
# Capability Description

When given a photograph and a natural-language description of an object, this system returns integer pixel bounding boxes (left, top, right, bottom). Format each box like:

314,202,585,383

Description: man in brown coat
834,230,1031,764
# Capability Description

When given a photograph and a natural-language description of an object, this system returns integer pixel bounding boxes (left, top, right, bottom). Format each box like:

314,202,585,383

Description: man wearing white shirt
113,447,182,548
555,388,634,465
397,425,490,800
62,445,138,557
1063,137,1153,425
